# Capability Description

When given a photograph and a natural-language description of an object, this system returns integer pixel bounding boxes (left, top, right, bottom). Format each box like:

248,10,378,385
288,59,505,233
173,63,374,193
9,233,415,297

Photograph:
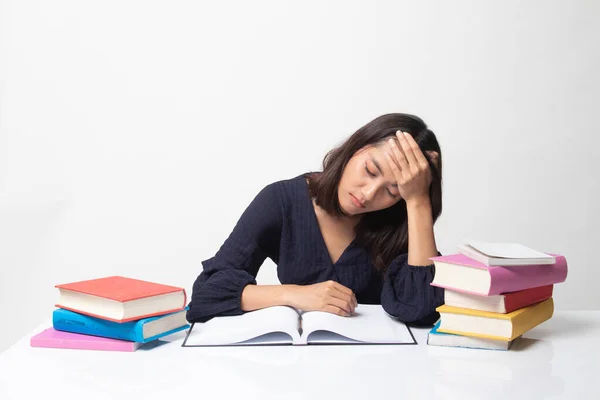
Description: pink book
429,253,567,295
30,328,141,352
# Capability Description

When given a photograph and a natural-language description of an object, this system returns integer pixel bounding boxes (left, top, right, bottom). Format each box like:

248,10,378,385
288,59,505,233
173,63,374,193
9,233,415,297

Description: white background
1,0,598,353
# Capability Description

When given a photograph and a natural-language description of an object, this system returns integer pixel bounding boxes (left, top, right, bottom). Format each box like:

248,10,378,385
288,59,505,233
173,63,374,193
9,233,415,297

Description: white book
182,304,416,346
457,241,556,266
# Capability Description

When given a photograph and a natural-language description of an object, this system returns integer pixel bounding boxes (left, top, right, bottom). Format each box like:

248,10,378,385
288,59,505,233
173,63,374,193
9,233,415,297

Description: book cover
436,298,554,341
503,285,553,313
444,285,553,313
30,328,141,352
55,276,187,322
52,308,190,343
430,253,567,295
55,276,185,302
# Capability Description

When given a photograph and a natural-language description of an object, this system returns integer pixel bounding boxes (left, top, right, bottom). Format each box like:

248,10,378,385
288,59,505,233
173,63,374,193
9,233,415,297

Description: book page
183,306,301,346
234,332,299,346
301,331,366,344
466,241,553,260
300,304,415,344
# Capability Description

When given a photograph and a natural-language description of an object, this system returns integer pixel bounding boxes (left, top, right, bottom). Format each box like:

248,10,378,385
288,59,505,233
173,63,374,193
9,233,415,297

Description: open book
182,304,416,346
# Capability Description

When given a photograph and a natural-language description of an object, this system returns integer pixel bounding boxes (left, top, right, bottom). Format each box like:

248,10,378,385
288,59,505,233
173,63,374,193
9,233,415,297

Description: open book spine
296,315,306,345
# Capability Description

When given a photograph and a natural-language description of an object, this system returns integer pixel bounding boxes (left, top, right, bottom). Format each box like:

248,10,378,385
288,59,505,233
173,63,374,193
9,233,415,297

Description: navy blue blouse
187,173,444,325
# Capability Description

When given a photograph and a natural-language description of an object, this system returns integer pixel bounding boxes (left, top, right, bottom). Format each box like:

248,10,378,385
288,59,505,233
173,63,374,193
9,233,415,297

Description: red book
55,276,187,323
444,285,554,313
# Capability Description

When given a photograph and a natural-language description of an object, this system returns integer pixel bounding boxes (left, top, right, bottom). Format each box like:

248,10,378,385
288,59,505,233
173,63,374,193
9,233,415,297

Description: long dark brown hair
306,113,443,272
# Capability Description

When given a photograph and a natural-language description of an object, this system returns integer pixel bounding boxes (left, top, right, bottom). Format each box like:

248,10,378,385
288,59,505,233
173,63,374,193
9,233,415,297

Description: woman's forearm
240,284,298,311
406,197,439,266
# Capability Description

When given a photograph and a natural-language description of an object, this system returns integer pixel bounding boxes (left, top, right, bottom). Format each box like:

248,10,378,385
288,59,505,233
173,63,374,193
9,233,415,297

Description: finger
386,136,410,179
327,296,354,315
323,304,350,317
330,281,353,297
388,135,409,168
346,292,357,308
426,151,439,168
328,287,356,313
326,281,355,310
384,151,404,183
402,133,430,169
397,131,420,170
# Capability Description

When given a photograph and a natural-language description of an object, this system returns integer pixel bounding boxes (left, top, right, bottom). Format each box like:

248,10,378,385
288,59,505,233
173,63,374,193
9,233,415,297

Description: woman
187,113,444,326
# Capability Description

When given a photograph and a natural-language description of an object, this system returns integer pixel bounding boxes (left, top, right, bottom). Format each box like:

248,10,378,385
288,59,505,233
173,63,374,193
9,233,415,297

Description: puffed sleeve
186,183,283,323
380,251,444,326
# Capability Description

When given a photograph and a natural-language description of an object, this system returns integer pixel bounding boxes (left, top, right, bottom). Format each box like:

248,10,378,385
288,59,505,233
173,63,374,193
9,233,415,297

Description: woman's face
337,142,403,216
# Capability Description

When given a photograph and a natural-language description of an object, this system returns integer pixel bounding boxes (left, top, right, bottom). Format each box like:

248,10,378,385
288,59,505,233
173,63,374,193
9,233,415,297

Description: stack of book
426,241,568,350
30,276,190,352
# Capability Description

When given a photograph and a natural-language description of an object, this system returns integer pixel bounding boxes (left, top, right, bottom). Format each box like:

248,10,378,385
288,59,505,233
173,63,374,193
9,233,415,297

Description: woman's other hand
384,130,439,204
284,280,358,316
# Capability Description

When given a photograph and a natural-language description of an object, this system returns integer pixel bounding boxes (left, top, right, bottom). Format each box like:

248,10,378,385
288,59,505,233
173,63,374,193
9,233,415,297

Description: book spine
54,305,185,323
435,328,511,341
143,325,189,343
30,336,138,352
487,256,568,295
53,309,142,342
510,298,554,340
503,285,554,313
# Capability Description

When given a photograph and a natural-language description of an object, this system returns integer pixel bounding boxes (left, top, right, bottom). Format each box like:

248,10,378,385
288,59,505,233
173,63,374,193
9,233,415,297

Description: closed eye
365,165,376,177
365,164,398,198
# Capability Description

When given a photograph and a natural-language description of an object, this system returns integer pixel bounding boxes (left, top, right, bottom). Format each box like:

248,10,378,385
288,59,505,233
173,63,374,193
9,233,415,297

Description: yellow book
436,298,554,341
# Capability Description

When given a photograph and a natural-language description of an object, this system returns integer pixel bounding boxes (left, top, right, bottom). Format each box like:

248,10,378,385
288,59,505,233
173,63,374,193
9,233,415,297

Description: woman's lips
350,194,366,208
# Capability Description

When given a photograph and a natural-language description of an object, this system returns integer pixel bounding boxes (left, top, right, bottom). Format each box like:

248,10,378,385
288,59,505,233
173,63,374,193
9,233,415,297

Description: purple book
429,253,568,295
30,328,142,352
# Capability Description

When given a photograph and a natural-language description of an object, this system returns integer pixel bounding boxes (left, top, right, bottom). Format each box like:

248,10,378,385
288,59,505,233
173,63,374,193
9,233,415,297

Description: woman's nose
363,184,378,202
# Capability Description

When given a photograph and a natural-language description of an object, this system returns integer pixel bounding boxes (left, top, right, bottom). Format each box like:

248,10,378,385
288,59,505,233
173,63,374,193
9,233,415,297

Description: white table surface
0,311,597,400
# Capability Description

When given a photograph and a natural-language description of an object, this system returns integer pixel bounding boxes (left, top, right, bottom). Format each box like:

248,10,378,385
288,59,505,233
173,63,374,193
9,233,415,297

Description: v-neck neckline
301,174,356,266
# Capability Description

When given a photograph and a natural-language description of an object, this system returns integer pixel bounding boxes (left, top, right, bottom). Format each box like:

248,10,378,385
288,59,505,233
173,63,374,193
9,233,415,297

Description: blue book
427,321,515,351
53,307,190,343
